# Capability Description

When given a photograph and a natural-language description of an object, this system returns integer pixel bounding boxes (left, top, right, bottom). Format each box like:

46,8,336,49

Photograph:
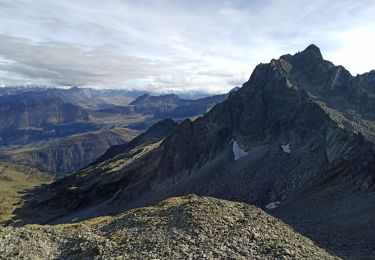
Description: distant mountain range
0,87,228,174
0,86,223,105
15,45,375,259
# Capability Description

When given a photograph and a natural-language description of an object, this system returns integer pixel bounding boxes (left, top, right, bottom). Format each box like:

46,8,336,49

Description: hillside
16,45,375,259
0,95,92,145
92,119,178,165
0,163,52,225
0,195,338,259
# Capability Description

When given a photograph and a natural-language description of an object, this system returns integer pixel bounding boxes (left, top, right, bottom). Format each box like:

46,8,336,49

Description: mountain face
0,195,337,260
11,45,375,259
0,96,91,145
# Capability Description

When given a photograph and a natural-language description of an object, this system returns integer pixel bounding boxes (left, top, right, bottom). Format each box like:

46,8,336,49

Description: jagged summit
291,44,324,61
300,44,323,59
279,44,323,62
252,44,375,114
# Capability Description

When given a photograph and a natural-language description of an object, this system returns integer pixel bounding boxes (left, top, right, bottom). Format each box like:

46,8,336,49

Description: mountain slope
0,95,92,145
273,150,375,259
92,119,178,165
0,195,338,260
0,162,52,225
15,45,375,259
10,119,178,224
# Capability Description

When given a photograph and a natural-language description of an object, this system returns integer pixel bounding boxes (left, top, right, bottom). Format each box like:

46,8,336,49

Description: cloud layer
0,0,374,93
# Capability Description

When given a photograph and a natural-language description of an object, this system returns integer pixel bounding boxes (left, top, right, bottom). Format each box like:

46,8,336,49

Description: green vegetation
0,163,53,225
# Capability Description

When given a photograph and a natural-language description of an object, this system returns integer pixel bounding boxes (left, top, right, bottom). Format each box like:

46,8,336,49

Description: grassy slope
0,163,53,225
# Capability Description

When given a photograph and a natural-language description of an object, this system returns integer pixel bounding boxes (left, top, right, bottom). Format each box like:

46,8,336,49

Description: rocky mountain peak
297,44,323,60
68,86,81,92
247,45,326,91
260,44,368,100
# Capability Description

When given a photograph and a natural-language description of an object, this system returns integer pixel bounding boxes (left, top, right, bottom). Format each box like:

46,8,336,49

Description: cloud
0,35,166,86
0,0,374,92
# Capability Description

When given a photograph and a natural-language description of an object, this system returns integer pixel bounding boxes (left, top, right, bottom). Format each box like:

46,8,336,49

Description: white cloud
0,0,374,92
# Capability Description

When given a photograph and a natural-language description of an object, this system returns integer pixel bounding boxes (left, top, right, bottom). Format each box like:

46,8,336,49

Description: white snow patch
233,140,248,161
265,201,280,210
281,143,291,154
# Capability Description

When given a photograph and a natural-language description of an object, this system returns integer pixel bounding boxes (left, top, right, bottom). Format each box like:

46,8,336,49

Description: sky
0,0,374,94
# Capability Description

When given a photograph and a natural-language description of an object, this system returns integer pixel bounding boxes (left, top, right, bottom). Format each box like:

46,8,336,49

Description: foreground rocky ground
0,195,338,259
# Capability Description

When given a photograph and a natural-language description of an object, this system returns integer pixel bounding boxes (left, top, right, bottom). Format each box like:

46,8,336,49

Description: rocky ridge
0,195,338,260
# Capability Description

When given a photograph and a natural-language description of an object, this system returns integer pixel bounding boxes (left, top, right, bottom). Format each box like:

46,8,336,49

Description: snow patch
281,143,291,154
265,201,280,210
233,140,248,161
